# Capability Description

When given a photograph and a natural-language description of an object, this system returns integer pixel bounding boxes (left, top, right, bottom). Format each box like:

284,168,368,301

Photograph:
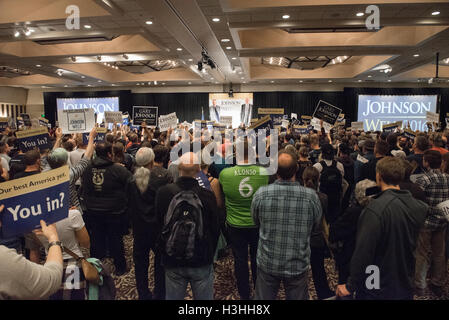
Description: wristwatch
47,241,63,251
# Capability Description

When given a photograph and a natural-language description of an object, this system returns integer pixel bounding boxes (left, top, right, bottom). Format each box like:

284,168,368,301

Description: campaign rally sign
249,115,273,136
258,108,285,126
351,122,364,131
403,129,416,140
382,121,400,133
82,127,107,145
301,115,312,125
293,125,310,135
291,113,298,120
16,127,51,152
38,117,51,128
426,111,439,123
122,114,129,126
193,120,207,130
0,165,70,238
57,108,96,134
132,106,158,126
312,100,342,128
20,113,32,127
16,116,24,129
104,111,123,124
159,112,178,132
0,117,8,132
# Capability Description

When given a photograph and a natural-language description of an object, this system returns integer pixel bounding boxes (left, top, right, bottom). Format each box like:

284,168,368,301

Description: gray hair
47,148,69,169
134,147,155,194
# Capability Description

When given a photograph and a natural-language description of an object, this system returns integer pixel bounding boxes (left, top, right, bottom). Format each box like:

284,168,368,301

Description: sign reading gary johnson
357,95,438,132
133,106,158,126
0,166,70,238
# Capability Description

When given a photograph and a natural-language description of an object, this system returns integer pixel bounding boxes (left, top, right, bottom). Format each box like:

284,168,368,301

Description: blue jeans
165,264,214,300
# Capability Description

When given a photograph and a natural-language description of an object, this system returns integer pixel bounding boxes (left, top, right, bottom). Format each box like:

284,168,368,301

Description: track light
14,31,20,37
24,29,31,36
197,61,203,72
97,56,102,61
71,56,77,62
122,54,128,60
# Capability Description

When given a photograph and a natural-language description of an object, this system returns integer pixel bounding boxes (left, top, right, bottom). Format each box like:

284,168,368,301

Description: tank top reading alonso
219,165,269,227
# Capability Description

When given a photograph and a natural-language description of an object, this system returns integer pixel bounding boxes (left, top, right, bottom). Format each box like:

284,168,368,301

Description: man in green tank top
219,139,269,299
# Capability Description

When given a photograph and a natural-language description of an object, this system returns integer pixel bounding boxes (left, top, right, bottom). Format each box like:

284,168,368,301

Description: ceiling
0,0,448,89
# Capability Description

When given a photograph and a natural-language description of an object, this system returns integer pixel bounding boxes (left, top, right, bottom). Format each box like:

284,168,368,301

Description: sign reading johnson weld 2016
132,106,158,126
0,166,70,238
16,127,51,152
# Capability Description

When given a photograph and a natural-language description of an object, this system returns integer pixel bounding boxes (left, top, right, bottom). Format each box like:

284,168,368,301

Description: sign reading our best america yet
16,127,51,152
0,166,70,238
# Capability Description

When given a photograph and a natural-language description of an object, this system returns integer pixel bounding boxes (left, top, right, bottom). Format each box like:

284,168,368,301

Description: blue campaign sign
293,125,310,135
82,127,107,145
15,127,51,152
0,166,70,238
0,117,8,132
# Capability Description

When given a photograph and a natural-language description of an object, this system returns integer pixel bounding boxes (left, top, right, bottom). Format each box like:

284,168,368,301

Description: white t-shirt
38,209,85,260
70,148,86,168
1,157,9,172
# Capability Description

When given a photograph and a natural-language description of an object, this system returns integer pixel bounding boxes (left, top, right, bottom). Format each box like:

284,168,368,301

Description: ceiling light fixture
14,31,20,37
81,76,85,78
145,21,153,25
356,12,364,17
221,38,230,42
123,54,128,60
35,64,41,67
232,57,237,60
212,18,220,22
328,80,333,82
97,56,102,61
431,11,440,16
24,29,31,36
176,48,183,51
84,25,92,29
71,56,77,62
282,15,290,19
414,54,420,57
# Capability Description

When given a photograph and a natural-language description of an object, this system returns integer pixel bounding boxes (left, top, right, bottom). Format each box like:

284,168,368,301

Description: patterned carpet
100,232,449,300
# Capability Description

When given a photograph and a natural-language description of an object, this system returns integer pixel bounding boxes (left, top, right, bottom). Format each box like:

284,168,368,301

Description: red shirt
430,147,449,155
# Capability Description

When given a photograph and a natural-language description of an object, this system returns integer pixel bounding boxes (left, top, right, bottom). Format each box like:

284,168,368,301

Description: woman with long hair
302,166,334,300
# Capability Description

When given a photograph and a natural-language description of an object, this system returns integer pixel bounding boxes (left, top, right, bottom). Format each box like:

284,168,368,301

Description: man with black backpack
313,143,344,224
155,152,221,300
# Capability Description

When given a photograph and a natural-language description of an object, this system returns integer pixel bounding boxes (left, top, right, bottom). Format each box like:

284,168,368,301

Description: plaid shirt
414,169,449,230
251,180,322,277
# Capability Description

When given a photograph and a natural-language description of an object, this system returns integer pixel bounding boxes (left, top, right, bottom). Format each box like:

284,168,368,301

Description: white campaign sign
426,111,439,123
351,121,364,131
57,109,95,134
158,112,178,132
104,111,123,123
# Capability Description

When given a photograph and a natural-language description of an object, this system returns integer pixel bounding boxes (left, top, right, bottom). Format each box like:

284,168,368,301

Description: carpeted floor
100,232,449,300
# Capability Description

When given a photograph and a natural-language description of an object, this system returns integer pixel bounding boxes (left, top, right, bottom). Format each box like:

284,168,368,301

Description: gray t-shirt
38,209,85,260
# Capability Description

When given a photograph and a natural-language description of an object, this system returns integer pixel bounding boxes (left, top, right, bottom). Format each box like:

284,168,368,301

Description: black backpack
161,190,207,262
319,160,343,218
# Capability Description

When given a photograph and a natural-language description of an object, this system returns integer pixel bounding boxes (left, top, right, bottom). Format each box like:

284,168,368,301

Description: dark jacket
346,189,428,300
360,156,384,182
80,156,132,215
311,191,328,248
126,143,140,157
155,176,221,268
399,180,426,203
128,166,173,235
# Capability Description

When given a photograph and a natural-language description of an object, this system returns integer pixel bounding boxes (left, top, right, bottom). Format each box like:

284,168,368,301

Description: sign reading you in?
132,106,158,126
0,166,70,238
16,127,51,152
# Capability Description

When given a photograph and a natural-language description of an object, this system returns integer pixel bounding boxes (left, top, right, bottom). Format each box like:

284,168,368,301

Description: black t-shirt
406,153,424,174
9,154,26,180
14,170,40,179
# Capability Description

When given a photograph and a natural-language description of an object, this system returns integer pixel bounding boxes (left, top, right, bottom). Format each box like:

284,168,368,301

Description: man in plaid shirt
414,150,449,297
251,150,321,300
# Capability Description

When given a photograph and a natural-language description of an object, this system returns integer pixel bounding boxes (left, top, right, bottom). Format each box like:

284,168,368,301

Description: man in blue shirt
252,150,322,300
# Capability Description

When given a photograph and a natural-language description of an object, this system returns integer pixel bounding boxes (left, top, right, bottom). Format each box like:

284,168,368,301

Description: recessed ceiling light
226,46,232,50
221,39,230,42
84,25,92,29
177,48,183,51
64,85,68,87
24,29,31,36
241,77,244,80
328,80,333,82
270,80,274,83
98,80,102,82
388,80,392,82
413,54,420,57
14,31,20,37
232,57,237,60
242,81,246,84
358,80,362,82
145,21,153,25
81,76,85,78
35,64,41,67
212,18,220,22
282,15,290,19
432,11,440,16
87,84,91,87
356,12,364,17
162,82,165,85
368,75,372,78
215,81,219,84
299,80,303,83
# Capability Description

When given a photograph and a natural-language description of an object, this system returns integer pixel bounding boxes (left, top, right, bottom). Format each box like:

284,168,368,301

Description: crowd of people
1,119,449,300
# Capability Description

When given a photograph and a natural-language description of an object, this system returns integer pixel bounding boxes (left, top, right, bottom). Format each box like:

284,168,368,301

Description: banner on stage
209,93,253,128
0,166,70,238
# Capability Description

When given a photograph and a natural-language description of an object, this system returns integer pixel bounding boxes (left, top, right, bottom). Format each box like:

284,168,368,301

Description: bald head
277,150,298,181
178,152,200,177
